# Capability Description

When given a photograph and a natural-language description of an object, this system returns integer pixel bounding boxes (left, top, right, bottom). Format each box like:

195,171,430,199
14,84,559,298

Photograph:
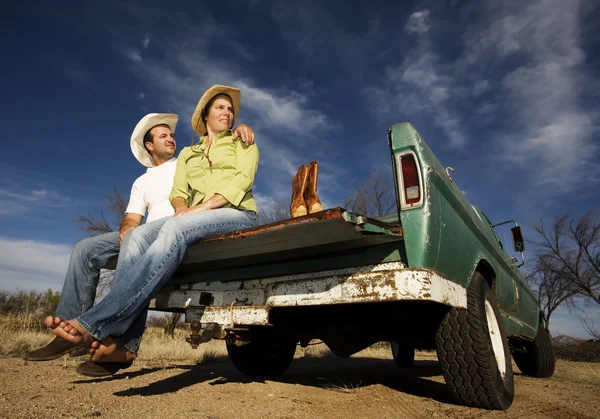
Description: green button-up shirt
169,130,259,213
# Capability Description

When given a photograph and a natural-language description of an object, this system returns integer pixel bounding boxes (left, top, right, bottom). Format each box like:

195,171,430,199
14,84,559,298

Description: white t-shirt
125,158,177,223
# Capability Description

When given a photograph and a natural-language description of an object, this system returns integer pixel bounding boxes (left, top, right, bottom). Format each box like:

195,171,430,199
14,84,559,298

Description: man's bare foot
88,340,101,358
44,316,63,329
52,320,95,347
89,338,135,363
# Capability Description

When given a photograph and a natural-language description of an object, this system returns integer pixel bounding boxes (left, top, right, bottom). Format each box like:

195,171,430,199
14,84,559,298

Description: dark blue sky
1,0,598,336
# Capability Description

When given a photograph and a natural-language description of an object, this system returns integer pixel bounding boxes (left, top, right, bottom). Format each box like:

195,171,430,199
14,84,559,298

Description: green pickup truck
153,122,555,410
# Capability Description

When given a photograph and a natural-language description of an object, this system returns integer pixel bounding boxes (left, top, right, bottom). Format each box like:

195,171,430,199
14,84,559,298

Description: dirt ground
0,352,598,419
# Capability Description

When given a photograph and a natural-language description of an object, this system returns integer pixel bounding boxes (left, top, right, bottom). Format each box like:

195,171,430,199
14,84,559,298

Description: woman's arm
214,141,260,207
195,194,229,211
171,197,189,216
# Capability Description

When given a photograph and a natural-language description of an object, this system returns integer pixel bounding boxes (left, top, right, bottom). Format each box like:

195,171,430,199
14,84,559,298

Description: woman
52,85,259,373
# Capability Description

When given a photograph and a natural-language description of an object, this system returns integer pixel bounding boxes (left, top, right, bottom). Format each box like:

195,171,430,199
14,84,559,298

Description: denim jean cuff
74,317,106,342
116,337,140,354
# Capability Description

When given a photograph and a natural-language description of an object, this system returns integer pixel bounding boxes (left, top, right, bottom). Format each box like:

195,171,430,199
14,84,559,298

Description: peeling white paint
202,306,270,326
158,262,468,327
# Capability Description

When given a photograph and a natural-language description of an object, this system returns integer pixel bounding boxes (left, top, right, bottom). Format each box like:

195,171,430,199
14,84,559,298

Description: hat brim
130,113,178,167
191,85,241,135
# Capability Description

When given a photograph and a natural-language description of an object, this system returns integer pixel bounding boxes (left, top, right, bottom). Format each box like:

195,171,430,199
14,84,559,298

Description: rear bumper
153,262,467,327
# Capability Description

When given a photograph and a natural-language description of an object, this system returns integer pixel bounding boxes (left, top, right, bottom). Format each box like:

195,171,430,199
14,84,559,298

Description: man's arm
232,124,255,145
119,213,143,245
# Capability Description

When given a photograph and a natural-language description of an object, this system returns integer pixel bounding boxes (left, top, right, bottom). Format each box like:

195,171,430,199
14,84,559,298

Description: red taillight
401,155,420,205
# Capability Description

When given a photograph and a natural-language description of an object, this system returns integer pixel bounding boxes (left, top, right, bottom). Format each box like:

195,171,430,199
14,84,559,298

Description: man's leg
62,209,257,344
24,232,120,361
56,232,121,319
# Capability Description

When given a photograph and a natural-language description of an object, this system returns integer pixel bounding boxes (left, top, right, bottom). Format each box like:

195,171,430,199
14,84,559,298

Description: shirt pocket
211,140,237,170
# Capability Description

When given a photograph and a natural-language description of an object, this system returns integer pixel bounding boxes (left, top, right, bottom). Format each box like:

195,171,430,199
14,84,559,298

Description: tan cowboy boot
304,160,323,214
290,164,309,217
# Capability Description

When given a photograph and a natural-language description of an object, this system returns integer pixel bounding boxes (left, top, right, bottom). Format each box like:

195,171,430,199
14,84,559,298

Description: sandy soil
0,353,598,419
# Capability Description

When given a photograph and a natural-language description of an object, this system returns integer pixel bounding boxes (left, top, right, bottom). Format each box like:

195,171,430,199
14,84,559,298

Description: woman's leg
62,209,257,343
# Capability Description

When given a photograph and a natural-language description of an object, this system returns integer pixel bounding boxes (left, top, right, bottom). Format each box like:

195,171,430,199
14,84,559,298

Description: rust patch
198,207,346,244
348,271,398,295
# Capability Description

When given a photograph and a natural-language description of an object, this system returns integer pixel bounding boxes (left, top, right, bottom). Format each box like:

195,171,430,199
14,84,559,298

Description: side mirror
511,226,525,252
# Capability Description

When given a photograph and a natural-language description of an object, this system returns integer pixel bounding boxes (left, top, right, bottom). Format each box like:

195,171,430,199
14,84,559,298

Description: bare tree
76,187,128,235
526,255,579,329
529,210,600,332
344,171,396,217
569,302,600,339
146,312,184,337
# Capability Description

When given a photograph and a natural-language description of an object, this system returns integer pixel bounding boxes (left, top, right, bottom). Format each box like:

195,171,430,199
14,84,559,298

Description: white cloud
121,32,330,137
471,79,490,96
366,0,599,193
0,187,73,216
470,0,599,190
367,49,468,148
137,91,145,100
142,34,150,48
0,237,71,292
405,10,431,35
238,83,329,134
127,49,142,62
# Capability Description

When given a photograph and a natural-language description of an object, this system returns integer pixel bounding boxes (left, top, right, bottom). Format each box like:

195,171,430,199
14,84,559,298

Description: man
24,113,255,376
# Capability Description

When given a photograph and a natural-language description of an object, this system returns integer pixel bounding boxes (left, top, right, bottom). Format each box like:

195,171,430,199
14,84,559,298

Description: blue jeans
56,232,120,320
75,208,258,353
55,231,146,352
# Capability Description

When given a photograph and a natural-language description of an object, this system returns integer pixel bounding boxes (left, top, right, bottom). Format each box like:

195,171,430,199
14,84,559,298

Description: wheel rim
485,300,507,378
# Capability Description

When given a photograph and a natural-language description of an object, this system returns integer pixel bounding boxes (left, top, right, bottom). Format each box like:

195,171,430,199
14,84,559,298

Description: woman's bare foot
89,338,135,363
44,316,63,329
52,320,96,347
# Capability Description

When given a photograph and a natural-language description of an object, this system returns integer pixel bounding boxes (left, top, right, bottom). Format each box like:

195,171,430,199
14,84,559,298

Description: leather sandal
304,160,323,214
76,360,134,377
290,164,309,218
23,336,88,361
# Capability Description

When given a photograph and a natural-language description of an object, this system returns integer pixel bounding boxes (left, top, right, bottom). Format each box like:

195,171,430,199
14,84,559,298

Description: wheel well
476,260,496,293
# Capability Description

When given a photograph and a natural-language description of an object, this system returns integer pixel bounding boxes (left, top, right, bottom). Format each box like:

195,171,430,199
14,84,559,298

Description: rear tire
513,325,555,378
391,343,415,367
435,272,514,410
227,337,296,377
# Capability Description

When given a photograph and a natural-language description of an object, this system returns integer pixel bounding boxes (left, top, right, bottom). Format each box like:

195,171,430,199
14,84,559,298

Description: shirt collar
147,157,177,172
199,129,233,144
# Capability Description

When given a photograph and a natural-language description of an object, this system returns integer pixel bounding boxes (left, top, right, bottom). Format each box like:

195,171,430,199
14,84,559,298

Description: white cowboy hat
130,113,178,167
191,85,241,135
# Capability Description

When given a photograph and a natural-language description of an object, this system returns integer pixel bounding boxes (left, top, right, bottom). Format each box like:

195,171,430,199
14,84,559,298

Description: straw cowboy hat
191,85,241,134
130,113,179,167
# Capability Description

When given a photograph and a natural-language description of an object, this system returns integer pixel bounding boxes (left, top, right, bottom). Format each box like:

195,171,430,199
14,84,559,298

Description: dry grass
325,380,364,394
295,341,395,360
2,313,598,386
0,314,55,356
553,359,600,386
0,313,49,332
0,314,228,365
135,327,228,365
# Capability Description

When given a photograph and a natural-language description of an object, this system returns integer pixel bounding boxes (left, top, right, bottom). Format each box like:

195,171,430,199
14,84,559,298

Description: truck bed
181,207,401,267
120,207,403,285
